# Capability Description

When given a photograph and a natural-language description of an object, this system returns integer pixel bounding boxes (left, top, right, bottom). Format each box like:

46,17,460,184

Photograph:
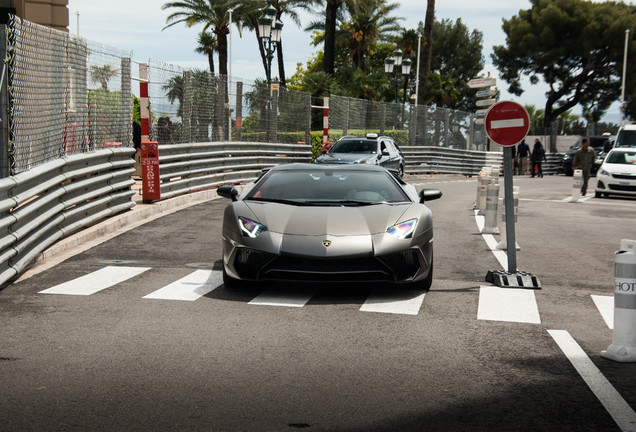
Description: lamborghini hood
240,201,414,236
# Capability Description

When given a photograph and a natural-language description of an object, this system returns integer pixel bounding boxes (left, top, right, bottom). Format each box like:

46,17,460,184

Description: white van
614,124,636,148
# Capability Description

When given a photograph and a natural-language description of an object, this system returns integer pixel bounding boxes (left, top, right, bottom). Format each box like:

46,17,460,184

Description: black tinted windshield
330,139,377,154
246,169,410,204
607,151,636,165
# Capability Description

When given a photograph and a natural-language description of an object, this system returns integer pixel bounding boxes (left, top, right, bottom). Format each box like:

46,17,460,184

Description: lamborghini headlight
387,219,417,239
238,216,268,238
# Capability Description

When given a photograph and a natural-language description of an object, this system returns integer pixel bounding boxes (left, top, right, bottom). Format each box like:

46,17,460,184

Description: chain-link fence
4,15,488,175
6,15,132,174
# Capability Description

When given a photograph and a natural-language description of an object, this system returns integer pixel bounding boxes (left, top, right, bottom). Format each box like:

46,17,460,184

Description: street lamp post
384,48,403,103
258,0,283,84
401,57,412,105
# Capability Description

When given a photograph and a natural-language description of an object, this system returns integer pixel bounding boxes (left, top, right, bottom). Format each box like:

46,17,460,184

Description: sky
68,0,622,122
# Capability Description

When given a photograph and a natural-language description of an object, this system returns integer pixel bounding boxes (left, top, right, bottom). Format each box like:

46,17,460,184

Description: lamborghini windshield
246,169,410,205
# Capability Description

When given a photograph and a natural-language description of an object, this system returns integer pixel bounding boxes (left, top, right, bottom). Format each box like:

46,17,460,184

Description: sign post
483,101,540,288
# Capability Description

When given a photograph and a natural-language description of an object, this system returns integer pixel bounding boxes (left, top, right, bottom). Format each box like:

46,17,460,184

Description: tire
595,191,602,198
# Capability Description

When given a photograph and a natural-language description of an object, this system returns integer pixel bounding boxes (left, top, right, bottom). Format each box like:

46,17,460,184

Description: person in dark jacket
517,139,530,175
530,139,546,178
573,137,596,195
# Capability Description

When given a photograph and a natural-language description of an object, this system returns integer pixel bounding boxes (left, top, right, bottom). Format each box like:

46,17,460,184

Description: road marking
592,295,614,329
475,210,508,269
39,266,150,296
548,330,636,432
248,288,315,307
360,289,426,315
143,270,221,301
478,286,541,324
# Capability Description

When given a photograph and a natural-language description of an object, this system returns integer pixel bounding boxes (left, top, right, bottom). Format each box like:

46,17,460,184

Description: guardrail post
236,81,243,141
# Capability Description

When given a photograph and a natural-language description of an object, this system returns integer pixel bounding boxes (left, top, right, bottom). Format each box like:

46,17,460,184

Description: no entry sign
484,101,530,147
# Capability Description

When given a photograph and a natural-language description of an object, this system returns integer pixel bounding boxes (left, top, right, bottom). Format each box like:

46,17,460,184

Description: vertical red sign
141,141,161,202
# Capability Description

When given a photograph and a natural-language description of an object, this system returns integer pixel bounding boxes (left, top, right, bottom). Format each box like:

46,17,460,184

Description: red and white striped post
322,97,330,150
139,63,150,142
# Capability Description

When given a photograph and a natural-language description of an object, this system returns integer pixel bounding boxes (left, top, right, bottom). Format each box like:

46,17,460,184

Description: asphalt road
1,174,635,431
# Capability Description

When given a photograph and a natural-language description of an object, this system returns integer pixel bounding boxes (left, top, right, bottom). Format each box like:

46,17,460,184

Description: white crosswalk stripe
39,266,151,296
248,287,316,307
360,288,426,315
477,285,541,324
143,270,222,301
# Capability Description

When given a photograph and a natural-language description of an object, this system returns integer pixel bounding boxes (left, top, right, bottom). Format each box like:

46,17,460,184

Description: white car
595,148,636,198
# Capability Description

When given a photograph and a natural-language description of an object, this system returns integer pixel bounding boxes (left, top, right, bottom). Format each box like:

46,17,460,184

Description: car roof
337,135,392,141
609,147,636,152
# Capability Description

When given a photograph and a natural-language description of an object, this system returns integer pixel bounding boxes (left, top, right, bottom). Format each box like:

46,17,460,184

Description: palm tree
89,65,119,91
162,0,248,77
195,31,218,75
341,0,402,71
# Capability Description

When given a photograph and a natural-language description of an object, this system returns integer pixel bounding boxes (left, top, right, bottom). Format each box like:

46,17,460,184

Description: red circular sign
484,101,530,147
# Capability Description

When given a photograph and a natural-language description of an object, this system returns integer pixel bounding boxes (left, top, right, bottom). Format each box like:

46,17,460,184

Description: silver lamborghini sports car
217,163,442,290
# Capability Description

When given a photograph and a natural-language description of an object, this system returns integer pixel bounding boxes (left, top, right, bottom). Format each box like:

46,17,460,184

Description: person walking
573,137,596,195
530,139,546,178
517,139,530,175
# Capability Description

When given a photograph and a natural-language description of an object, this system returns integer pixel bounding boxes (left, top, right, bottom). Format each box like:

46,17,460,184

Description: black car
314,134,406,177
562,135,614,176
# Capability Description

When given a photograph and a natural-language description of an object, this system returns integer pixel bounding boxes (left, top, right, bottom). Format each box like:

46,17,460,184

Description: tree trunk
323,1,338,75
418,0,435,105
276,40,286,86
217,32,228,77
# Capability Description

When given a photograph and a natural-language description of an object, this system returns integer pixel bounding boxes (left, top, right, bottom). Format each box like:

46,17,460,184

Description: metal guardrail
403,147,504,176
0,148,136,285
403,147,564,176
157,142,313,199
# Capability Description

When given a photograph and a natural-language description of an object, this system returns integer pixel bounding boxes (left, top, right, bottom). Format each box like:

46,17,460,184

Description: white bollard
602,239,636,362
497,186,520,250
475,167,490,211
570,169,582,202
481,182,500,234
477,173,491,215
